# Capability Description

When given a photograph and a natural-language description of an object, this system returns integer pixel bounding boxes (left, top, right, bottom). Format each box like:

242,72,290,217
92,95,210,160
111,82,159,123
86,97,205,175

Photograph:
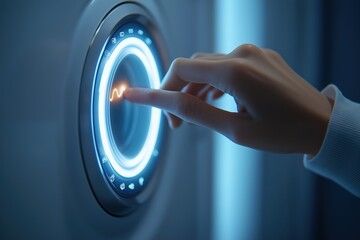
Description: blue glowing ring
79,4,167,215
97,37,161,178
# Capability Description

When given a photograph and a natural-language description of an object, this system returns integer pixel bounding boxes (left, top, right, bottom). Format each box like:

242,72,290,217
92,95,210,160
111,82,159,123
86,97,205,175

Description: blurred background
212,0,360,239
1,0,359,239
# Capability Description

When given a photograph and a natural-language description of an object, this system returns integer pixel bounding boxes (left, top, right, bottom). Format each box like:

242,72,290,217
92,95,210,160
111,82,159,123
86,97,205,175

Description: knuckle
191,52,204,59
232,44,262,57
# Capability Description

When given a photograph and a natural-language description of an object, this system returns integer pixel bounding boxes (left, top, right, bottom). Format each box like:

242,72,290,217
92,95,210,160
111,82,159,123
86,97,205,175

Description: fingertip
123,87,138,100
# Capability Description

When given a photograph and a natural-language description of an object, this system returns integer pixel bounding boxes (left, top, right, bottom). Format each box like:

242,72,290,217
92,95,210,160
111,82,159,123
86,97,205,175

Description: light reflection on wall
213,0,264,239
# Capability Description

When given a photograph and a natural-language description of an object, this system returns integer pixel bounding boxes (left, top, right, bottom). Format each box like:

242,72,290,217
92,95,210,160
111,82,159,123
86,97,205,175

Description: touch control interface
92,22,162,198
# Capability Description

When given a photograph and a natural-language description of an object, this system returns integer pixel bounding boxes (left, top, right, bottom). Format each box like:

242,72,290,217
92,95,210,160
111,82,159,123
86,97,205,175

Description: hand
124,44,333,155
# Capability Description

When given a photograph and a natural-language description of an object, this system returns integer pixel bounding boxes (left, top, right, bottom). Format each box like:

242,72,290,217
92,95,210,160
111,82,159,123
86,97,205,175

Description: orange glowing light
110,83,127,102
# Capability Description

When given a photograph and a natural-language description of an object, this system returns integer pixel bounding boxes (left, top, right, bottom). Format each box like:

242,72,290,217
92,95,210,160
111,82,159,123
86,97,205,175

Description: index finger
124,87,238,137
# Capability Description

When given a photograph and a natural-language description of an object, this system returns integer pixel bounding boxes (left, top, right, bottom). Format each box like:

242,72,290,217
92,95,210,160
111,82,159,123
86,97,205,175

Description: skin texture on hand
124,44,333,155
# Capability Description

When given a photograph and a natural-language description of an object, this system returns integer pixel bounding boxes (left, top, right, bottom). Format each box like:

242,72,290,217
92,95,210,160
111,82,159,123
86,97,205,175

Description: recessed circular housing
79,3,166,216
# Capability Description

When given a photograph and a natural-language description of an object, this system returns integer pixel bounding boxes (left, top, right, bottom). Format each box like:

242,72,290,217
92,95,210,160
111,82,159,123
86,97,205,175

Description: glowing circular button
97,37,161,178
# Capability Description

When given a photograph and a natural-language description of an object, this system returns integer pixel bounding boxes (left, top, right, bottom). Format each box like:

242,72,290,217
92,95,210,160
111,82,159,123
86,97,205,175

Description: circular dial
80,3,167,215
92,22,162,198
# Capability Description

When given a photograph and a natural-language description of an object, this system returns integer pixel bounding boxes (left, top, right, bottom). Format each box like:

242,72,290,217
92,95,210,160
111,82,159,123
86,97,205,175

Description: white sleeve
304,84,360,197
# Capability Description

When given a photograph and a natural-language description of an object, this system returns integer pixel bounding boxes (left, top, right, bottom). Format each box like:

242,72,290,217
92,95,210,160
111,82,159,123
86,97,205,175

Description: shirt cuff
304,84,360,197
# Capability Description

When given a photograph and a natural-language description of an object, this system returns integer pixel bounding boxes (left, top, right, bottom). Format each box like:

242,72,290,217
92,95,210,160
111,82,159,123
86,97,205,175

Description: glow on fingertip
109,82,128,102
